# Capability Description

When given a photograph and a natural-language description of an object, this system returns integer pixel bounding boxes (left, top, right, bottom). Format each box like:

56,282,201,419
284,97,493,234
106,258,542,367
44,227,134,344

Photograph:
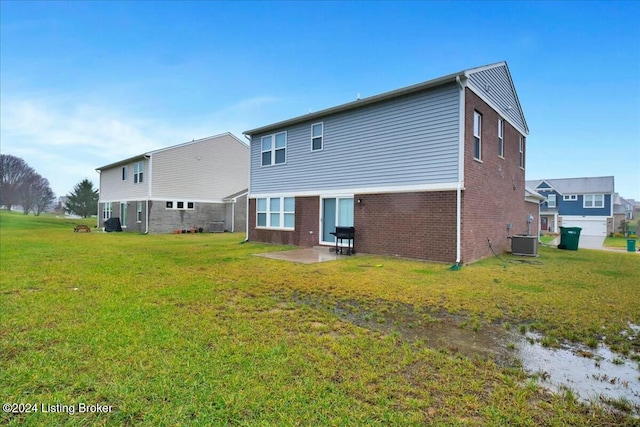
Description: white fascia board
99,197,226,204
249,182,462,199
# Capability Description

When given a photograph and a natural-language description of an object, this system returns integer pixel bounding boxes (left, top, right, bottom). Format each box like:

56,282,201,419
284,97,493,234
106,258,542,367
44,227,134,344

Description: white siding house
96,133,249,233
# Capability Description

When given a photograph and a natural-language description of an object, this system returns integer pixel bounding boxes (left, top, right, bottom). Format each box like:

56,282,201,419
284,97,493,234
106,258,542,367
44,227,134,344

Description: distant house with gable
525,176,615,236
96,133,249,234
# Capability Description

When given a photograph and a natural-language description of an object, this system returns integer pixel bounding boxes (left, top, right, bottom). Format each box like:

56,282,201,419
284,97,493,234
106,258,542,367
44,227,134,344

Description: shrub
613,233,625,238
629,233,638,239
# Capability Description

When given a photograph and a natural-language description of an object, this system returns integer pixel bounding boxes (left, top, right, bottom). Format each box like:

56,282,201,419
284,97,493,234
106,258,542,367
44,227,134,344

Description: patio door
321,196,354,244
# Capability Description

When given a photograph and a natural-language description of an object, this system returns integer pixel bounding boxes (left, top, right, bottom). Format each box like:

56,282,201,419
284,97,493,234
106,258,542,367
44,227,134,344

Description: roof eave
243,71,464,137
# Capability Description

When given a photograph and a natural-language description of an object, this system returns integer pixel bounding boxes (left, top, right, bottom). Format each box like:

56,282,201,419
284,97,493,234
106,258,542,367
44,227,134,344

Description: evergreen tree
65,179,98,218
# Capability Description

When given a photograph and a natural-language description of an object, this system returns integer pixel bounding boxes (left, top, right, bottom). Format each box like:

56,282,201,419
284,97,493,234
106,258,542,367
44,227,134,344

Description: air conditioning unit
209,221,225,233
511,235,538,257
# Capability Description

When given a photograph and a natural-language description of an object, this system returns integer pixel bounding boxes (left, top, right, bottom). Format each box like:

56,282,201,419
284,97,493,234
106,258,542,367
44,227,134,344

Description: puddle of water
519,332,640,410
291,293,640,414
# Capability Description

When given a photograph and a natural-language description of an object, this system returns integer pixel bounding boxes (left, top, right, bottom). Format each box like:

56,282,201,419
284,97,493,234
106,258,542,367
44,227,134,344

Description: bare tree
30,175,56,216
0,154,35,210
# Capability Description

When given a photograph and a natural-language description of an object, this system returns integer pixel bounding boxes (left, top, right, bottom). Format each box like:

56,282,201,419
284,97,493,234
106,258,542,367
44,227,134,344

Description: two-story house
244,62,538,264
526,176,615,237
96,133,249,234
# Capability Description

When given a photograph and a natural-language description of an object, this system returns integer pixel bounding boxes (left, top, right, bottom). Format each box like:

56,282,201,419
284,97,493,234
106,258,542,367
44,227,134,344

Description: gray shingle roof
525,176,615,195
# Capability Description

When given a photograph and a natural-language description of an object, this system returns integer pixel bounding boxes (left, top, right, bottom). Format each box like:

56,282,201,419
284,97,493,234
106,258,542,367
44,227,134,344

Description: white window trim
547,194,557,208
134,161,144,184
120,202,128,228
563,194,578,201
256,196,295,230
473,111,482,161
519,136,525,169
166,201,195,210
261,131,287,166
311,122,323,152
103,202,112,220
498,118,504,158
136,202,143,223
584,194,604,208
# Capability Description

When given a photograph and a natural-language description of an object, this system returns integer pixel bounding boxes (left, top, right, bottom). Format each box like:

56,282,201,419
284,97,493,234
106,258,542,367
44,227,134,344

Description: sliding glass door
321,196,354,244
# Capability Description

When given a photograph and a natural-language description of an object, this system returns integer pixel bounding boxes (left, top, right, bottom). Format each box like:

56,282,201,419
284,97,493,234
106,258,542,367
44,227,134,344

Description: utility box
511,235,538,257
209,221,225,233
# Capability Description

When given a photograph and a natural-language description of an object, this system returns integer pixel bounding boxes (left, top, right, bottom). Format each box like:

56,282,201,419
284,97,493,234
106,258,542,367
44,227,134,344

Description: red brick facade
249,196,319,247
353,192,457,262
461,88,529,262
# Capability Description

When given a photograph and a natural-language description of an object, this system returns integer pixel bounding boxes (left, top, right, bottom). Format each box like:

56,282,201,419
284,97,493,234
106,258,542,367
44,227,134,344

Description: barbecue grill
330,226,355,255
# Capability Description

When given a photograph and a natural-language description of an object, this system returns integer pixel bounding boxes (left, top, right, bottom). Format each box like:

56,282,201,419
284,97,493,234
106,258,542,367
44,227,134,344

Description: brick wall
354,191,457,262
462,88,529,262
149,201,226,233
249,196,319,246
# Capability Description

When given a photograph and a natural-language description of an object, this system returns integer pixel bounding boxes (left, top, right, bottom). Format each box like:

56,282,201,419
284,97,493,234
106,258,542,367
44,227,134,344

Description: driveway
578,235,606,250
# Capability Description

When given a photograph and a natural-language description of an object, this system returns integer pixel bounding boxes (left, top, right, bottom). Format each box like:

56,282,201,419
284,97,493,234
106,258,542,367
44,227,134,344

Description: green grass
1,211,639,426
604,236,638,249
539,234,557,245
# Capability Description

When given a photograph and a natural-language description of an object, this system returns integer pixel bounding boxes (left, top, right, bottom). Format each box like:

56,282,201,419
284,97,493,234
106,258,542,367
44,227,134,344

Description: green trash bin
558,226,582,250
627,239,637,252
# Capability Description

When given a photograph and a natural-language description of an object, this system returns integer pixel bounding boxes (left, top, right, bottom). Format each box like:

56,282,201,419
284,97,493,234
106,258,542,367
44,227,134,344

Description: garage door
560,217,608,236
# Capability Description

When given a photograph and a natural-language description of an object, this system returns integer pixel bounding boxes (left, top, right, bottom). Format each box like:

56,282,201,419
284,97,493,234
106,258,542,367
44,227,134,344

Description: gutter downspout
144,155,151,234
243,134,251,243
451,75,465,270
96,170,101,229
231,198,236,233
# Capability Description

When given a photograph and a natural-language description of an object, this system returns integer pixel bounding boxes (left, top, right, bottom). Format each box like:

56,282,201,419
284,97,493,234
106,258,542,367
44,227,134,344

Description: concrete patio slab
254,247,352,264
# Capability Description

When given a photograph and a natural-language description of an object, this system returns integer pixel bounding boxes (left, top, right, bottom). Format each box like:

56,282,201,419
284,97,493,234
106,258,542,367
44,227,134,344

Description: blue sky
1,1,639,200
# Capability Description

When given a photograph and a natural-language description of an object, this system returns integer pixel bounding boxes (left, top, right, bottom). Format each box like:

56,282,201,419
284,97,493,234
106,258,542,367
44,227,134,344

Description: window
261,132,287,166
120,202,128,227
103,202,112,220
497,119,504,158
137,202,143,222
547,194,556,208
584,194,604,208
122,166,128,181
311,122,323,151
256,196,295,229
473,111,482,160
563,194,578,201
519,136,525,168
166,201,195,210
134,161,144,183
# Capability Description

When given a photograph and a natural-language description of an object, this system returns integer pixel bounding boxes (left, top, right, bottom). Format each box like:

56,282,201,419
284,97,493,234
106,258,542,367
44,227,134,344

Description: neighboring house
613,195,637,234
244,61,536,264
619,197,636,220
96,133,249,234
525,176,615,237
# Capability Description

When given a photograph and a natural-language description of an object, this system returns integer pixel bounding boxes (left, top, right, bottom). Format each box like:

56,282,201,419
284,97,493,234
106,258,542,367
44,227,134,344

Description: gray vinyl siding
99,158,149,201
151,135,249,201
250,83,460,194
466,65,528,134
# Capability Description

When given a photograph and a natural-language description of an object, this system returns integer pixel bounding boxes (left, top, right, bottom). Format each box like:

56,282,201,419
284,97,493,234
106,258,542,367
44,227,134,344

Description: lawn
1,211,639,426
